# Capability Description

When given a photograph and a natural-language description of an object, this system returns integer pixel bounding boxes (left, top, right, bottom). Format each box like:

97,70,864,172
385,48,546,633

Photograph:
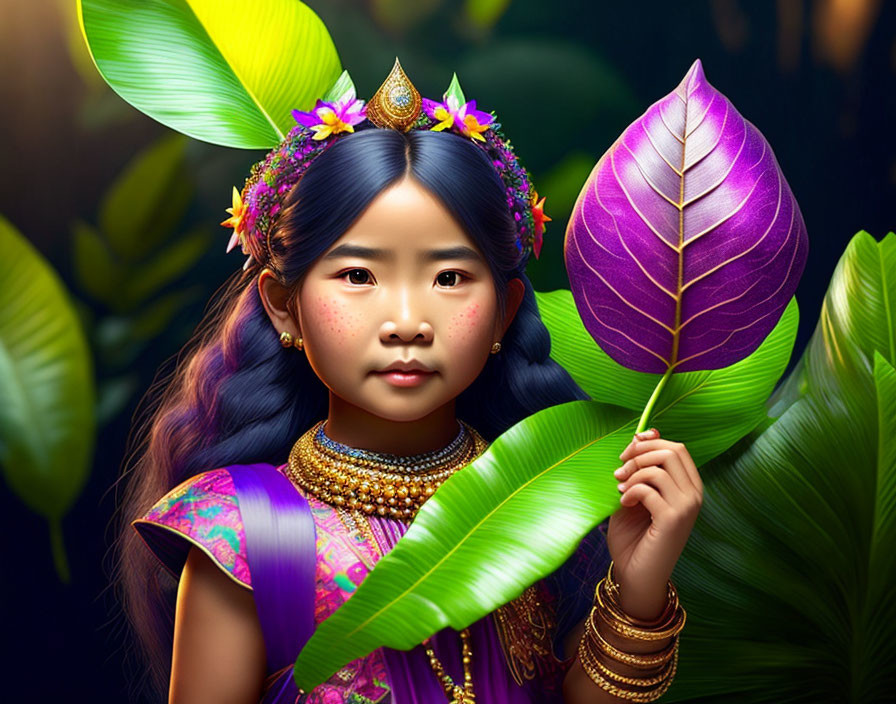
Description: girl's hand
606,427,704,621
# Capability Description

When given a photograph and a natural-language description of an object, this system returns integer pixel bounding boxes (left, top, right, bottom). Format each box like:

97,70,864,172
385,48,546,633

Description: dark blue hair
115,126,588,699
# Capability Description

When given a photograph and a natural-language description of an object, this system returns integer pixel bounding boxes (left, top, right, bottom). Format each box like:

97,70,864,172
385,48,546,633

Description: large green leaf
769,230,896,416
294,400,634,689
649,231,896,702
292,295,797,689
77,0,342,148
662,357,895,702
0,216,96,582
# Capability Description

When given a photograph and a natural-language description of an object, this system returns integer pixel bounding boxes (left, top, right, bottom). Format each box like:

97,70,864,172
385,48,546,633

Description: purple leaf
564,59,808,373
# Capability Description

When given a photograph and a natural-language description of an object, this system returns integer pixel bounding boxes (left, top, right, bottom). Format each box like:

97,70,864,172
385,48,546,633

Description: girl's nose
379,318,434,343
379,289,434,343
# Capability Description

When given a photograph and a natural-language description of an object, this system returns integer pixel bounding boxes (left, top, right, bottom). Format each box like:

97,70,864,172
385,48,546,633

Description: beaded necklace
287,419,487,521
284,419,487,703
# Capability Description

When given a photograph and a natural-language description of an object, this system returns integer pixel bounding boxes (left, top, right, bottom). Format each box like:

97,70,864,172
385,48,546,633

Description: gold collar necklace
286,419,488,521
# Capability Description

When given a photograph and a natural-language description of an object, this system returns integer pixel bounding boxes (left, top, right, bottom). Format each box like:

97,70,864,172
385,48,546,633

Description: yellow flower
430,105,455,132
310,107,356,141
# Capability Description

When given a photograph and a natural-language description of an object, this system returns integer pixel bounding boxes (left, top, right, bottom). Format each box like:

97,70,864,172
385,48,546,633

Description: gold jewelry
332,506,378,571
285,420,488,521
492,584,555,685
283,419,488,701
586,608,676,668
365,57,423,132
577,633,678,702
594,571,685,642
279,331,304,350
423,628,475,703
490,341,502,354
574,560,685,701
296,336,304,351
605,561,677,627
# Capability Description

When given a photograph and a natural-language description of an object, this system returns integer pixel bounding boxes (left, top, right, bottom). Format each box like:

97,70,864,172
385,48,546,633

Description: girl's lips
373,370,436,388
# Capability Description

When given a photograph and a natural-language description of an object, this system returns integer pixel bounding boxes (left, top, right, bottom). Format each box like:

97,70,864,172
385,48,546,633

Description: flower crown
221,58,551,272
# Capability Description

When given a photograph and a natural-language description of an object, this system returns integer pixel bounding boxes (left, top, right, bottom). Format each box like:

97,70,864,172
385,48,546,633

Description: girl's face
263,176,523,425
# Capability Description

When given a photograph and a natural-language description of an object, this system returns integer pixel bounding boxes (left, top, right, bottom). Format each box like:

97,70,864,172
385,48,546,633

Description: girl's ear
258,268,301,337
497,277,526,338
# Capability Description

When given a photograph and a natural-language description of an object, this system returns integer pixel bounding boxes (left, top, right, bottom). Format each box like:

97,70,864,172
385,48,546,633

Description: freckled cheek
446,302,489,345
305,296,366,342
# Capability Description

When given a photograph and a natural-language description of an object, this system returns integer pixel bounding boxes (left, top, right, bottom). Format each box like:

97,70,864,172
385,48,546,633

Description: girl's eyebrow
322,244,483,263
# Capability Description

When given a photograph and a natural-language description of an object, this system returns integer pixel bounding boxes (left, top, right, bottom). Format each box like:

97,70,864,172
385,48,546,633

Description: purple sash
226,464,316,687
226,463,545,703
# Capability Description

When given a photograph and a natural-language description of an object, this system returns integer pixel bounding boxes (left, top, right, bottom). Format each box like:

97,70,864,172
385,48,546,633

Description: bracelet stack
577,561,686,701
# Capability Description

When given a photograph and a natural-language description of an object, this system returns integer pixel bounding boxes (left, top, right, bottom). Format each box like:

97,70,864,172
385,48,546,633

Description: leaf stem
49,517,71,584
636,367,674,434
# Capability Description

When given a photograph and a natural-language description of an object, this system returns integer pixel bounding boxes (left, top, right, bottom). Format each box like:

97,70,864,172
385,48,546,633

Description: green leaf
122,227,210,306
321,69,357,104
130,285,204,340
78,0,343,148
444,72,466,106
72,219,121,306
644,232,896,701
537,289,798,415
100,133,194,262
769,230,896,417
0,215,96,582
294,400,634,689
663,357,895,702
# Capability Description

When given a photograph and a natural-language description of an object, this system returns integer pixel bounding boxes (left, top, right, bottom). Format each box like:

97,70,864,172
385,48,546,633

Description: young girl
117,64,702,704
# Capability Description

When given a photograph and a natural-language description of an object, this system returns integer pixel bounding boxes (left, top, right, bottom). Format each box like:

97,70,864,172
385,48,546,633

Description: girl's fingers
619,482,671,519
615,447,695,496
618,465,686,507
618,428,658,461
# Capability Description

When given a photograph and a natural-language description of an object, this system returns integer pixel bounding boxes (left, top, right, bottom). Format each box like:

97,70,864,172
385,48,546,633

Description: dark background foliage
0,0,893,700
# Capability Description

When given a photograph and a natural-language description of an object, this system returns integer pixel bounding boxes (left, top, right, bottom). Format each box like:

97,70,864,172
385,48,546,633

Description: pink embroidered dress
133,430,609,703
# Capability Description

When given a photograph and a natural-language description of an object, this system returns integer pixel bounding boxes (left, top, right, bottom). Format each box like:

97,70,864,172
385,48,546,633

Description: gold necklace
286,419,488,521
424,628,475,703
284,418,488,701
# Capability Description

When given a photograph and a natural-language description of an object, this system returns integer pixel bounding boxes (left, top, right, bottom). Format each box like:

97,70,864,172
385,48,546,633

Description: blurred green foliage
71,134,209,426
0,215,96,583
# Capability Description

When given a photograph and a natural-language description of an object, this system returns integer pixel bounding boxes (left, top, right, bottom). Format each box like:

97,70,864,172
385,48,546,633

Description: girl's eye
436,271,464,287
343,269,373,285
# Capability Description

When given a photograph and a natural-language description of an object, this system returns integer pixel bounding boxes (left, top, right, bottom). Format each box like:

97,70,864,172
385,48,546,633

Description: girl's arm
561,428,700,702
169,546,267,704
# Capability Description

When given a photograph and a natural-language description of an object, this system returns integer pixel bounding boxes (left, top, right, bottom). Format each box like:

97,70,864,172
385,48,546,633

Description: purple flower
292,85,367,141
421,94,495,142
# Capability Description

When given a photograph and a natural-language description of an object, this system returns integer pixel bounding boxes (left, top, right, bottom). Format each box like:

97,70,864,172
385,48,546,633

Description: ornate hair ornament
222,58,551,271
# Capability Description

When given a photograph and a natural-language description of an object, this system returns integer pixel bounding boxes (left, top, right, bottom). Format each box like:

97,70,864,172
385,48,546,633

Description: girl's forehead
327,180,481,257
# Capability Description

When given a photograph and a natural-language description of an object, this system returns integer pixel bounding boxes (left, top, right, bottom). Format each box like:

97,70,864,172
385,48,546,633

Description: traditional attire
133,420,609,703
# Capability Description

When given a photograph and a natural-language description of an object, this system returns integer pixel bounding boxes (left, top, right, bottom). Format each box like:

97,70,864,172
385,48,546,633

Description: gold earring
490,341,502,354
280,331,304,351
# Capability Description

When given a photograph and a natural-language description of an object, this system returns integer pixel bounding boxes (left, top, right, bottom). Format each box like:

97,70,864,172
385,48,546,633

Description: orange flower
221,186,247,253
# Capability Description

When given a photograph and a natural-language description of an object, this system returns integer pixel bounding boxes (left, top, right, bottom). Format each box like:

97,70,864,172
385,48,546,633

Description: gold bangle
603,562,680,627
577,634,679,702
579,631,678,687
595,578,686,641
585,607,677,668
